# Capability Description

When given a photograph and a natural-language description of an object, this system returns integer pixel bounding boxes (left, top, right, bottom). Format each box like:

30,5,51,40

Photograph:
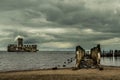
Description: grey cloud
0,0,37,11
0,0,120,50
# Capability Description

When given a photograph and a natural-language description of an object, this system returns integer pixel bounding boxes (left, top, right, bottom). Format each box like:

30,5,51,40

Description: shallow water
0,51,119,71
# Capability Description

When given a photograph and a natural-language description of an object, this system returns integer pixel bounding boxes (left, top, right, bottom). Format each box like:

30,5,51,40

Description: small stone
52,67,57,70
63,65,66,67
99,67,104,70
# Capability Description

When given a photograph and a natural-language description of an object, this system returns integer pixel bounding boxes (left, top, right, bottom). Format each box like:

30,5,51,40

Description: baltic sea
0,51,119,72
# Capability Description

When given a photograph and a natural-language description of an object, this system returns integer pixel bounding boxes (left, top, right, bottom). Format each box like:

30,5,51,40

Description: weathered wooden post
75,45,85,69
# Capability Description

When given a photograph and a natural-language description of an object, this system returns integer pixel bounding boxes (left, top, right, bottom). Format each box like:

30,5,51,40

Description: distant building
7,38,38,52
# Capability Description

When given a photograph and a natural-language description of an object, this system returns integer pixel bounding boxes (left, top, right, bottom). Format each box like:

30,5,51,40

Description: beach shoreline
0,66,120,80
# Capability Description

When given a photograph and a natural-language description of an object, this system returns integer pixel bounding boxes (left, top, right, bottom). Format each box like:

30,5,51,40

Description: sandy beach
0,66,120,80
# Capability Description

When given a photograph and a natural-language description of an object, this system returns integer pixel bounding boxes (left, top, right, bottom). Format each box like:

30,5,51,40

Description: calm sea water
0,51,119,71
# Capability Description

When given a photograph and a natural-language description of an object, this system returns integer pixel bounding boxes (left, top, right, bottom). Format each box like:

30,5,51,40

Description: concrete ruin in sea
7,38,38,52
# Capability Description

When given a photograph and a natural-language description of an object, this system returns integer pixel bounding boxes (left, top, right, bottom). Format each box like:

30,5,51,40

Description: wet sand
0,66,120,80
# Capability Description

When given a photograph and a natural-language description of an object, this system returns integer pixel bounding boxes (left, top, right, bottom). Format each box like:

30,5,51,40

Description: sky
0,0,120,51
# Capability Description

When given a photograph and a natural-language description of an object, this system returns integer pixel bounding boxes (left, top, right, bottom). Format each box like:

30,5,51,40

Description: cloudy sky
0,0,120,51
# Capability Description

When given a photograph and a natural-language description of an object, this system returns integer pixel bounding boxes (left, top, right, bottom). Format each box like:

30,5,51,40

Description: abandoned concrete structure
7,38,38,52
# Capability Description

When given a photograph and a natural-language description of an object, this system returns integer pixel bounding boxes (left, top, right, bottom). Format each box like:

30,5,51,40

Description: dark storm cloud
0,0,37,11
0,0,120,50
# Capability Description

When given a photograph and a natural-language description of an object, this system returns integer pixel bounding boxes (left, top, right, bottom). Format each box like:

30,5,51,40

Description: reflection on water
101,57,120,66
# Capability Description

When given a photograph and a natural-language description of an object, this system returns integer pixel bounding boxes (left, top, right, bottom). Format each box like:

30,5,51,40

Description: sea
0,51,119,72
